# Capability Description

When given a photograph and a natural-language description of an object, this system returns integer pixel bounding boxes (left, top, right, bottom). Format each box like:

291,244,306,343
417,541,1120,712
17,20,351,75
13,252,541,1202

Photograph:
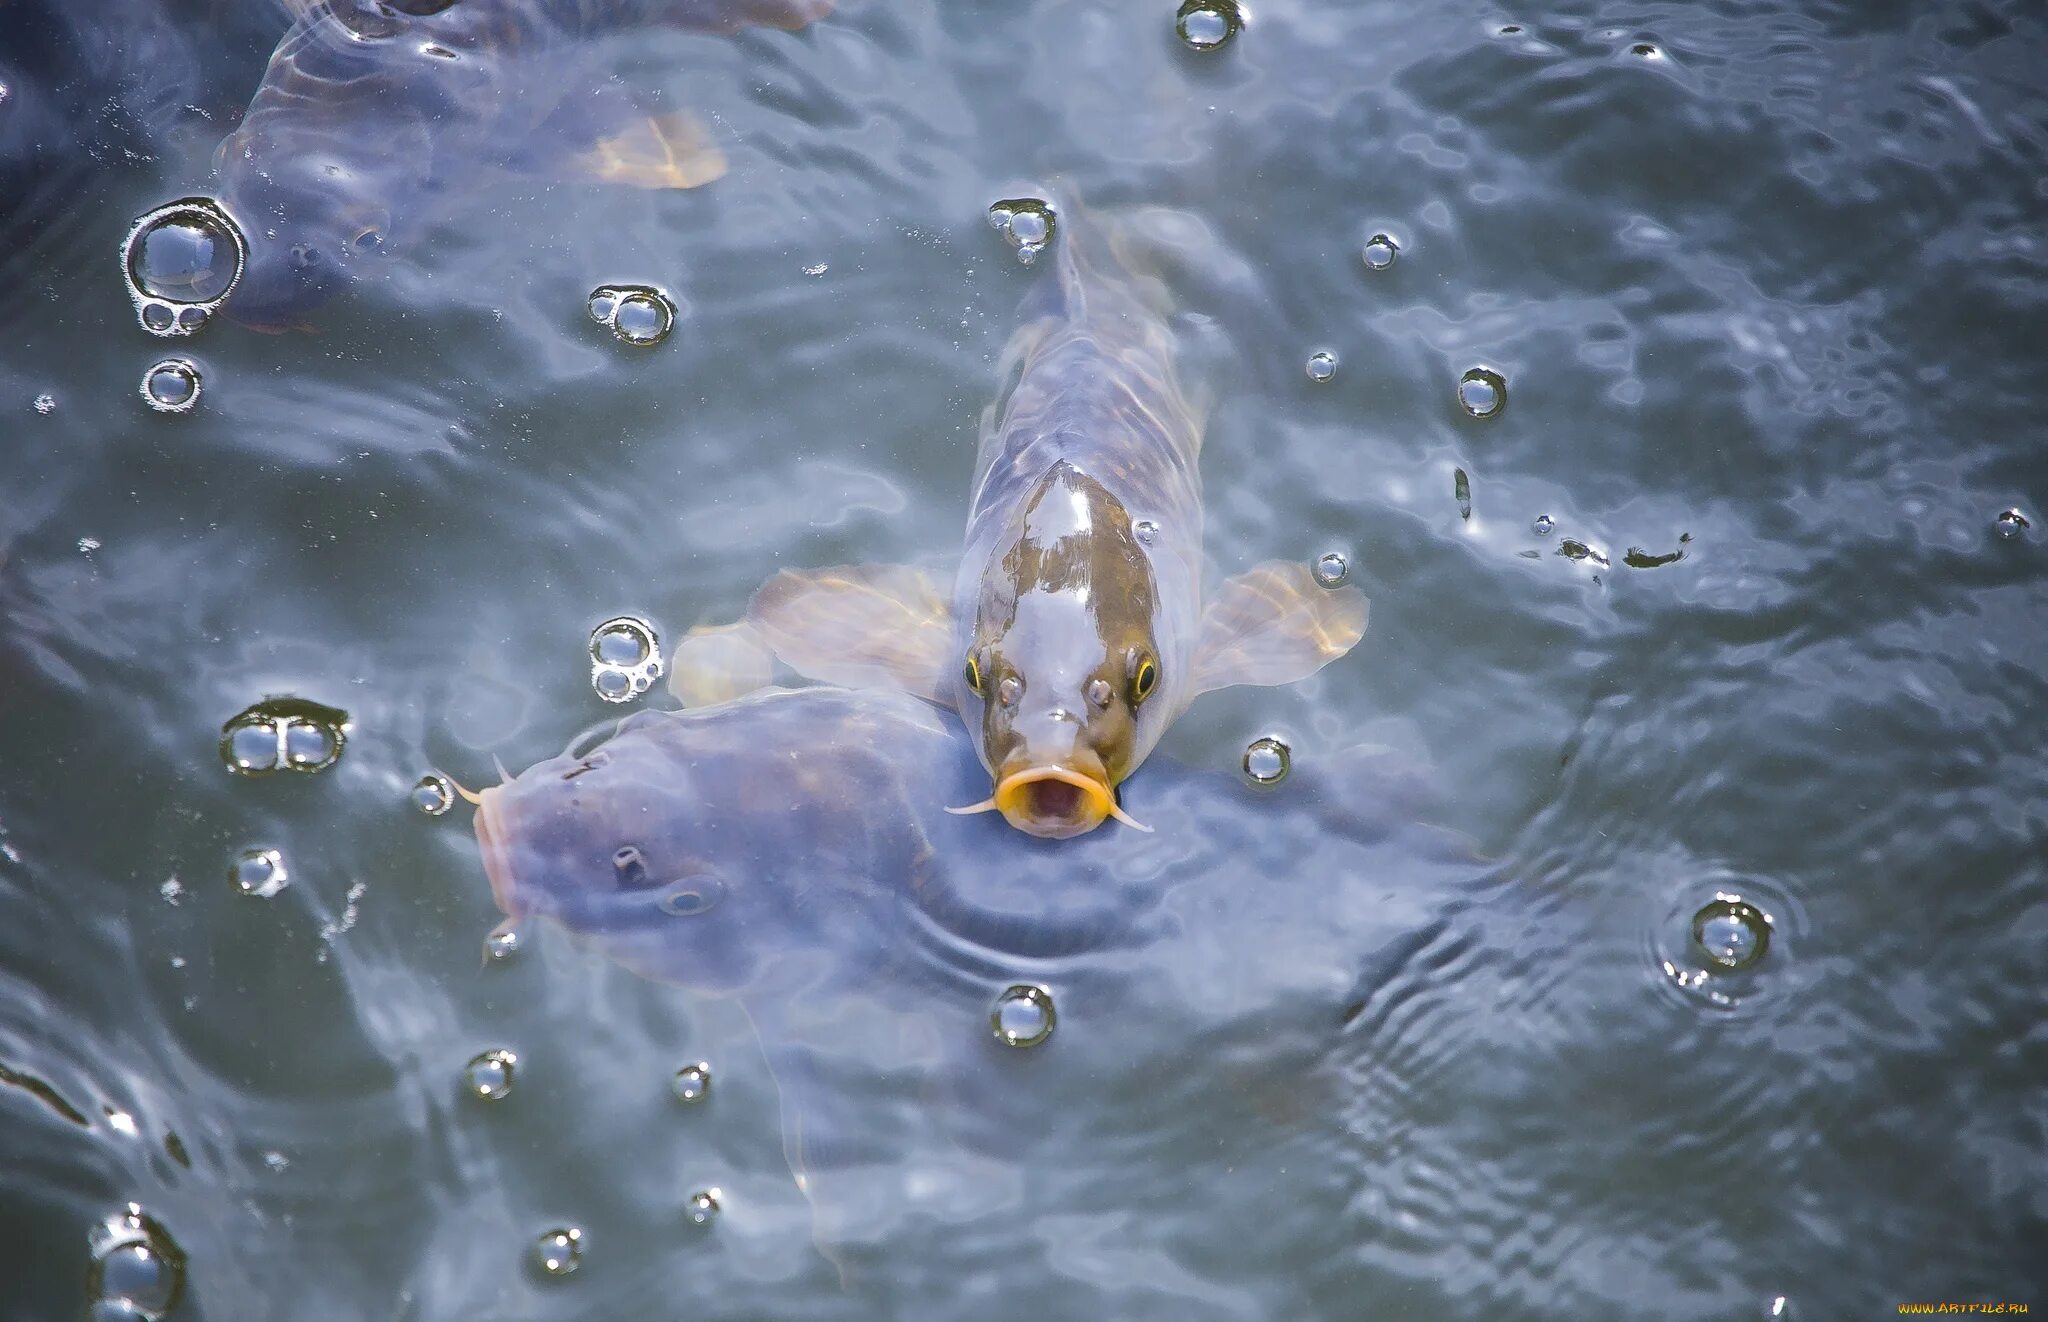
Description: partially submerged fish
213,0,830,327
719,204,1369,837
473,685,1477,1267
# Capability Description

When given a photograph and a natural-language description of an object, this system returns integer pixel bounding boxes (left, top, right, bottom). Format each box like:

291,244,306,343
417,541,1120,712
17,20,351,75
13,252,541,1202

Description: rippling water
3,0,2045,1316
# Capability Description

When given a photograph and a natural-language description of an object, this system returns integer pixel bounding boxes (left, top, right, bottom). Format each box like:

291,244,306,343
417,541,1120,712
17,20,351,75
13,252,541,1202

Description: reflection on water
2,0,2045,1316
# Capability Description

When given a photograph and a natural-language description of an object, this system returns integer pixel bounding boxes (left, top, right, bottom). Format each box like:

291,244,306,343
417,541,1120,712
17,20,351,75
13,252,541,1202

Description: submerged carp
472,684,1476,1269
213,0,830,327
715,204,1369,837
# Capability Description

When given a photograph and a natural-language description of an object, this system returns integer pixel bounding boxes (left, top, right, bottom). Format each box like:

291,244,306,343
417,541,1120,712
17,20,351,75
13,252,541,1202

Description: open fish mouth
991,766,1132,839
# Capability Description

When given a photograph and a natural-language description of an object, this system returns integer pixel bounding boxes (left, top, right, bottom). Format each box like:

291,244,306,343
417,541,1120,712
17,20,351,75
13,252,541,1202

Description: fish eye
964,653,985,695
1087,677,1113,709
1131,655,1159,704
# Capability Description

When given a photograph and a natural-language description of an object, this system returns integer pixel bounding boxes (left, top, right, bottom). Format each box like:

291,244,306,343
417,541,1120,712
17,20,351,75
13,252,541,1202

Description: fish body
721,203,1370,837
213,0,827,326
474,684,1476,1267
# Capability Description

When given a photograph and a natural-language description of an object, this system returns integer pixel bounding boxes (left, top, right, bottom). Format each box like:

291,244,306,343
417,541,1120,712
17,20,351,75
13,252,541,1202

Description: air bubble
411,774,454,815
122,198,245,336
88,1204,186,1320
1175,0,1244,50
1134,519,1160,545
465,1048,517,1101
1242,736,1291,785
484,926,522,961
219,698,349,776
1454,467,1472,521
230,848,289,898
1533,514,1555,536
531,1227,582,1276
1312,552,1350,587
1457,367,1507,419
672,1062,712,1103
990,984,1056,1048
587,284,676,346
140,360,201,413
685,1189,722,1225
33,393,56,415
1305,350,1337,383
590,616,663,705
1690,896,1771,972
1361,233,1400,270
1993,508,2030,539
988,197,1058,266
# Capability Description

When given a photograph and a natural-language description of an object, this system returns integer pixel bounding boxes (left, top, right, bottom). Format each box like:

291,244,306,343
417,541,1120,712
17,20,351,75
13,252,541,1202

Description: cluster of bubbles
1305,350,1337,383
1175,0,1244,51
586,285,677,347
1241,736,1292,786
139,360,202,414
230,847,290,899
988,197,1058,266
990,983,1057,1048
122,199,245,337
88,1204,186,1321
219,698,349,776
589,616,664,703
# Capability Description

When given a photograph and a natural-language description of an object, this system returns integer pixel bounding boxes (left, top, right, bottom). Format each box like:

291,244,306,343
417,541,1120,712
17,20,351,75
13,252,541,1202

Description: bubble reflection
590,616,663,704
122,198,245,337
988,197,1058,266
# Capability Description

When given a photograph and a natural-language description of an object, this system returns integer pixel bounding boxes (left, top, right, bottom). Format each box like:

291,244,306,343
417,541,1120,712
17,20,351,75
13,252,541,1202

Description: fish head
213,125,391,328
961,463,1170,839
475,692,946,992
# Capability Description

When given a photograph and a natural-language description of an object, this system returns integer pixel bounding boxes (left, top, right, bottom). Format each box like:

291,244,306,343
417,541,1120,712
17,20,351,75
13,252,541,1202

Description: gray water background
2,0,2045,1316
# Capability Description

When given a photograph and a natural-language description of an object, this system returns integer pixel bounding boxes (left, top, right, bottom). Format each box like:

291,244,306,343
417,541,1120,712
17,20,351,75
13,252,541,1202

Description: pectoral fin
668,621,777,707
1189,560,1369,696
747,565,954,702
575,110,727,190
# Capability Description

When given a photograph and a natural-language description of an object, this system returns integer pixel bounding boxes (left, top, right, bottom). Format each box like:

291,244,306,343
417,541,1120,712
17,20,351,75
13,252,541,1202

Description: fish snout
992,742,1115,839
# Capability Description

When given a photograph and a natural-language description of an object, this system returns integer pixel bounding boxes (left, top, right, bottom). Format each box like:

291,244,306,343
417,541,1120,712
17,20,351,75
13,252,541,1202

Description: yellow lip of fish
946,754,1153,838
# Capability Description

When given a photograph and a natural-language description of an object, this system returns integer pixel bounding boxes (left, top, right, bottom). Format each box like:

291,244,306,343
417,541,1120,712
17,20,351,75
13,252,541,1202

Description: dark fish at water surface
694,203,1370,838
472,684,1479,1267
213,0,831,327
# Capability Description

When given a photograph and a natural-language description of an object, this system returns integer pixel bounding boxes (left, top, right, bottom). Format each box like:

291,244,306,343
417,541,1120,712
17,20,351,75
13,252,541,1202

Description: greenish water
3,0,2045,1317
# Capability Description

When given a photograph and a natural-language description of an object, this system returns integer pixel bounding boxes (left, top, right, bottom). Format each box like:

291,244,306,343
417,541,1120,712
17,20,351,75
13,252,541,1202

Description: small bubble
1305,350,1337,383
33,392,56,415
158,878,183,905
1993,508,2030,539
988,197,1058,266
990,983,1056,1048
1175,0,1244,51
230,848,289,898
590,616,662,704
122,198,245,336
1361,233,1400,270
802,262,829,277
1533,514,1555,536
1312,551,1350,587
1690,896,1771,972
586,289,617,324
78,536,101,554
262,1150,289,1172
1133,519,1160,544
531,1226,582,1277
89,1204,185,1320
672,1062,712,1103
484,926,522,961
465,1048,517,1101
140,360,201,413
612,290,674,345
685,1188,722,1225
1242,736,1292,785
411,774,454,816
1457,366,1507,419
219,698,348,776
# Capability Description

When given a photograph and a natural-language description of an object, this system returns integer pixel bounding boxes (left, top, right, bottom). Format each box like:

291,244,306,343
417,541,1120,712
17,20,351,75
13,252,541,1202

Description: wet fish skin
214,0,831,326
